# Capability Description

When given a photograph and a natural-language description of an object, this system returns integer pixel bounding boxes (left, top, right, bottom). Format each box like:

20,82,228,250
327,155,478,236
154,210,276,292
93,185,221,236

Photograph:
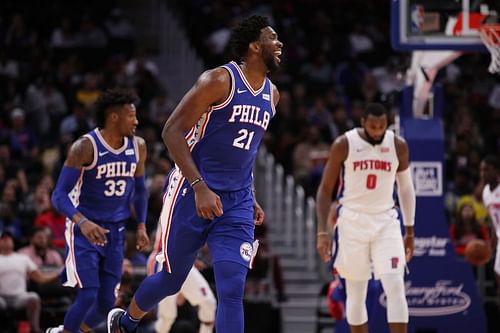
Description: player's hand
136,225,150,251
254,200,265,225
79,220,109,246
194,259,207,271
404,234,414,262
194,182,223,220
317,233,332,262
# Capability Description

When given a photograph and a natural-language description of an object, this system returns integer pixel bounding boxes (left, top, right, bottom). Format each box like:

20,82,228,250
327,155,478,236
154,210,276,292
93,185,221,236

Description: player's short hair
482,154,500,170
95,88,139,128
364,103,388,118
229,15,270,61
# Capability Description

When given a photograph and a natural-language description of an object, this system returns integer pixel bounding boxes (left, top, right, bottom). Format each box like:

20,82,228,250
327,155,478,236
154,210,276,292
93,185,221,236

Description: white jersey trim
82,134,98,170
94,128,129,155
63,219,83,288
132,136,140,164
230,61,266,96
212,65,235,110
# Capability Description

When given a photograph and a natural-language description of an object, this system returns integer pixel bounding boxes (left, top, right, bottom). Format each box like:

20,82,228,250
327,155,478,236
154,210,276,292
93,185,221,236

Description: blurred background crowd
0,0,499,331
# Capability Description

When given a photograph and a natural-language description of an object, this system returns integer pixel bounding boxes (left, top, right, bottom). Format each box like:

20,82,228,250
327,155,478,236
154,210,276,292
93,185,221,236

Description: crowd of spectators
0,0,175,330
173,0,499,220
0,0,499,331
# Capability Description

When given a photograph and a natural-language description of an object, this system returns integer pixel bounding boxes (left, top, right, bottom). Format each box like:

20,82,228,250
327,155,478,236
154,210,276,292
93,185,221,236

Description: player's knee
380,274,405,300
96,293,116,315
198,296,217,322
26,293,41,309
215,264,246,303
76,288,99,308
380,274,408,323
345,279,368,326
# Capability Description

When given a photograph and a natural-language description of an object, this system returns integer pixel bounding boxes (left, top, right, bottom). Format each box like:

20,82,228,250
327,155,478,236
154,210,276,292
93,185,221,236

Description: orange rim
480,24,500,45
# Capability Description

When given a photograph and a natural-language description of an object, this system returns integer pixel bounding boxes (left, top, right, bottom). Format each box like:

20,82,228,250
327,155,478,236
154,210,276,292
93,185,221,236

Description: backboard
391,0,498,51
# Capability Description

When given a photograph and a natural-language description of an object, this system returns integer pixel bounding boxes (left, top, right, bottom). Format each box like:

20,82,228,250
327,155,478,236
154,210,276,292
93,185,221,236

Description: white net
479,24,500,74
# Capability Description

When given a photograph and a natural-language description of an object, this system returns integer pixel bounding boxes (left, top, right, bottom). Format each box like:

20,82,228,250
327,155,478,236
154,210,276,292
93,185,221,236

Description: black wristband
190,177,204,188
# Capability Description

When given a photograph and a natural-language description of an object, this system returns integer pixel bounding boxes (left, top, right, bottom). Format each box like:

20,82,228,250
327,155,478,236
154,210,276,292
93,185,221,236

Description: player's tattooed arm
64,137,94,168
64,137,109,246
163,68,229,220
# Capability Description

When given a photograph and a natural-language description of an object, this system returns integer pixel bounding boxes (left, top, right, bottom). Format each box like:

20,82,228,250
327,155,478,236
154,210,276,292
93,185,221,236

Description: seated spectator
76,16,108,48
33,184,66,250
0,142,28,194
8,108,39,165
105,8,135,40
0,180,23,241
75,73,102,107
50,17,77,49
18,228,70,312
149,89,175,129
59,102,93,141
292,125,330,195
449,202,490,257
0,232,60,333
18,228,63,269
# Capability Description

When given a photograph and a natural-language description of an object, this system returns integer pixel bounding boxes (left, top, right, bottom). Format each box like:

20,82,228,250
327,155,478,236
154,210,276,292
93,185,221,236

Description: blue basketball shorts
156,168,256,275
62,220,125,289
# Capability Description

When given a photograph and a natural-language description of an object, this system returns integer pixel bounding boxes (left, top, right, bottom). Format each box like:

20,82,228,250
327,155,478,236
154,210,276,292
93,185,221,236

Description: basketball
464,239,492,266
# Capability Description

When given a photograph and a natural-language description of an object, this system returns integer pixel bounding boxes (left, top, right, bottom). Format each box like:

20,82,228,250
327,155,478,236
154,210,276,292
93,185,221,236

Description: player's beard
263,49,279,72
364,129,385,145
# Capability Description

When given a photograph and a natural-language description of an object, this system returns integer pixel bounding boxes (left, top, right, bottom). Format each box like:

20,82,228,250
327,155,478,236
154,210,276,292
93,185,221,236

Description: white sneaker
45,325,64,333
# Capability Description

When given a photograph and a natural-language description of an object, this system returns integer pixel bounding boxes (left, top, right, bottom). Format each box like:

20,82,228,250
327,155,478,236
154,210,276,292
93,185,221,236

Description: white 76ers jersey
339,129,399,214
483,184,500,237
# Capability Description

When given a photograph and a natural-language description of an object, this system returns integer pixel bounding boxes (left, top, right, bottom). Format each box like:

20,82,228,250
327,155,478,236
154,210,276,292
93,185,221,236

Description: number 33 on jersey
68,129,139,222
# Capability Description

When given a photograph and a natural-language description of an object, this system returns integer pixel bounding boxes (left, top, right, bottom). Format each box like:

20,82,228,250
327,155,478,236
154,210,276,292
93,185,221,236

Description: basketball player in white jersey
146,227,216,333
316,103,416,333
480,155,500,306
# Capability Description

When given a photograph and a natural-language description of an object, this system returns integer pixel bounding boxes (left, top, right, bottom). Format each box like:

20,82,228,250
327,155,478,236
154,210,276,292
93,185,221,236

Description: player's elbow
51,188,62,212
161,120,174,147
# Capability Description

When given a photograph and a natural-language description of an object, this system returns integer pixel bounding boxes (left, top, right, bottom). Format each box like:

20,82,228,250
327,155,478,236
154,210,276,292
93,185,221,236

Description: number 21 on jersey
233,129,255,150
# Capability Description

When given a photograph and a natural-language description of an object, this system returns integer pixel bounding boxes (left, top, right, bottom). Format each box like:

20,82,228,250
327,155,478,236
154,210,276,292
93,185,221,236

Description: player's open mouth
274,50,281,63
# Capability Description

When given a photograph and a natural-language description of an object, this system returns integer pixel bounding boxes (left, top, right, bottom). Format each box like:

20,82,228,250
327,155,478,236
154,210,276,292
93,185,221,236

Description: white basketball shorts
334,207,406,280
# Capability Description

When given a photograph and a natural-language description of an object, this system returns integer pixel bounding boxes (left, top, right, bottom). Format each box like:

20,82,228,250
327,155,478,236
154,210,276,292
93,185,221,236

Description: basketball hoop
479,24,500,74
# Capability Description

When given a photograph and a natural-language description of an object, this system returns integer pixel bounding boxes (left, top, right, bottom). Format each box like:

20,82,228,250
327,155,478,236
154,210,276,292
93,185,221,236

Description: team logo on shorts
240,242,253,262
391,257,399,269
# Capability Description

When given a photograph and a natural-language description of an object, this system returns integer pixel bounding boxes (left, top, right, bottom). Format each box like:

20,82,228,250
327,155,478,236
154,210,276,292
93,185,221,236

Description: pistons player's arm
133,136,150,251
162,68,230,220
315,135,348,262
51,137,109,246
395,135,416,262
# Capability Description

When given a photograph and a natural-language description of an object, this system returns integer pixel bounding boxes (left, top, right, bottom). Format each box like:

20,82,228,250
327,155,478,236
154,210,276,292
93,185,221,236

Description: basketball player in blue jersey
316,103,416,333
107,15,282,333
46,89,150,333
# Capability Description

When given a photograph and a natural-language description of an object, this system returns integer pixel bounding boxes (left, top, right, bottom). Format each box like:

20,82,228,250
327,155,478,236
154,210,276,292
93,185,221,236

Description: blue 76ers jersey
69,128,138,223
186,61,276,191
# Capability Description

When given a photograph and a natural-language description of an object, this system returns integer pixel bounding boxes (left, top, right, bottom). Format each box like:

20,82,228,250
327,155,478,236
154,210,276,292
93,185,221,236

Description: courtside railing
255,148,317,272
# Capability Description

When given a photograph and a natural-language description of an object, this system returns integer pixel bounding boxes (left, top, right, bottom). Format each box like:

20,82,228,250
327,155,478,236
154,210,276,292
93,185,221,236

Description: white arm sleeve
396,168,416,226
